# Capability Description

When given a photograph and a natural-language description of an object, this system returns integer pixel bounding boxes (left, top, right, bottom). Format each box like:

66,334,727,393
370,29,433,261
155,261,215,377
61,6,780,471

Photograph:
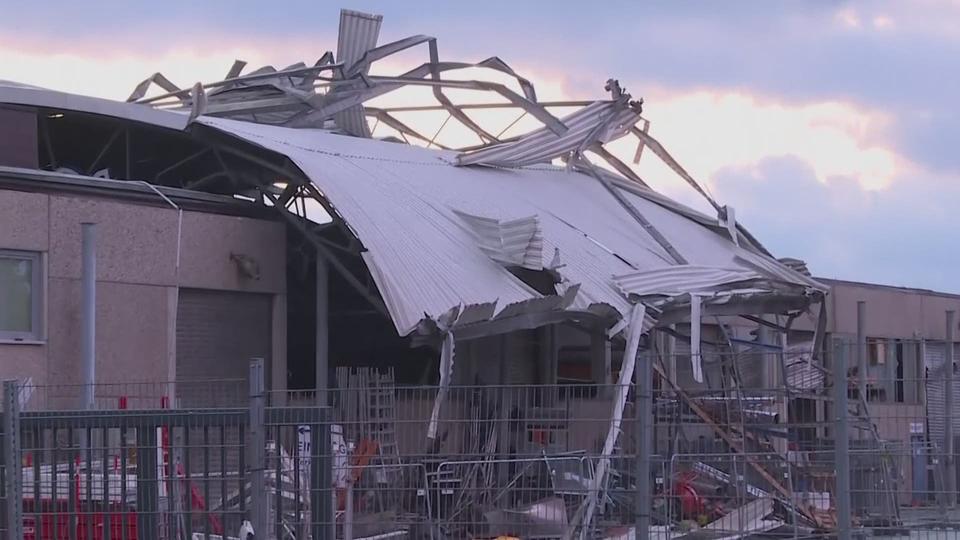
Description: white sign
299,424,350,488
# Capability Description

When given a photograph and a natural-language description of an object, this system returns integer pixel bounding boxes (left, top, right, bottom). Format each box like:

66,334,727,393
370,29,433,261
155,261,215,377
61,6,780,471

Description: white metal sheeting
333,9,383,137
198,116,816,335
612,265,761,299
456,101,640,167
453,210,543,270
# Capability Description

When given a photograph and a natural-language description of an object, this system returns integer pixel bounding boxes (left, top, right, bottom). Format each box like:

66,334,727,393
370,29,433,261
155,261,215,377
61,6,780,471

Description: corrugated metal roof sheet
612,265,761,299
453,210,543,269
457,101,640,167
199,116,817,336
333,9,382,137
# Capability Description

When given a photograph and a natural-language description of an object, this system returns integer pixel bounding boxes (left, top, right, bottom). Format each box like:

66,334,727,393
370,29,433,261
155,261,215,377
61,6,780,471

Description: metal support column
136,420,159,536
538,325,558,406
590,328,612,398
4,381,23,540
856,301,867,439
316,255,329,406
248,358,267,536
946,310,956,507
834,338,852,540
635,352,652,540
311,411,332,540
81,223,96,409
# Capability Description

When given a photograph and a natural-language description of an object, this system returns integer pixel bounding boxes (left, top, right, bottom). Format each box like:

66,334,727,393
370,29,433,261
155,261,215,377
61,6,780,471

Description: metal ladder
368,370,402,486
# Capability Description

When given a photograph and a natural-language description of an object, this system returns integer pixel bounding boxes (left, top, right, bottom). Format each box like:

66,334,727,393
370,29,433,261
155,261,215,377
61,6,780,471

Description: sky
2,1,958,292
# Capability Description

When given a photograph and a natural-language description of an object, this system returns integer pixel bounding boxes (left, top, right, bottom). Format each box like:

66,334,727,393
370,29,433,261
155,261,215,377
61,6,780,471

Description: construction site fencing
0,361,332,540
307,340,960,540
0,338,958,539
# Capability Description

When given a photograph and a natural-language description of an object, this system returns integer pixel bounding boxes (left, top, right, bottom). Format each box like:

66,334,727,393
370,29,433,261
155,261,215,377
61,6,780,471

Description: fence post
3,380,23,540
136,418,159,536
248,358,267,537
310,409,332,540
833,338,852,540
856,301,867,440
635,351,652,540
946,310,956,507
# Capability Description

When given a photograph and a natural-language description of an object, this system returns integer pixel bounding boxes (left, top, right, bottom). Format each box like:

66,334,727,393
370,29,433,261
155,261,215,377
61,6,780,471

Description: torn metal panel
457,100,641,167
453,209,543,269
721,205,739,246
691,294,704,383
332,9,383,137
127,72,182,103
426,332,454,441
612,266,761,299
735,252,828,293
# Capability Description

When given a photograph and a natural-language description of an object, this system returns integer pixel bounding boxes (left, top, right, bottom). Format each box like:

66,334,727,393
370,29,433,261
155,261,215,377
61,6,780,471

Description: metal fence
1,360,332,540
1,339,958,539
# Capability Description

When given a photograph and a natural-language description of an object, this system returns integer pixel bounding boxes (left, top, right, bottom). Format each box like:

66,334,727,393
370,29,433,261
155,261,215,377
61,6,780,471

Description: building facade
0,168,287,407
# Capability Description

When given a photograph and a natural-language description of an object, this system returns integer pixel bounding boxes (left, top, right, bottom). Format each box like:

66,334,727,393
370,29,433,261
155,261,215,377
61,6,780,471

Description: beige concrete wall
179,212,285,294
0,189,48,251
0,187,286,395
827,282,960,340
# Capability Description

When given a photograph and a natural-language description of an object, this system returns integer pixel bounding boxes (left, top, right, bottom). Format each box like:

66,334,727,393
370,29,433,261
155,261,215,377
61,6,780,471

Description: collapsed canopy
199,116,823,336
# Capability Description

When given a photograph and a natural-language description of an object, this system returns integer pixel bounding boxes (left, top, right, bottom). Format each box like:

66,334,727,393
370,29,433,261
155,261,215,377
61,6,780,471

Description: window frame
0,249,43,342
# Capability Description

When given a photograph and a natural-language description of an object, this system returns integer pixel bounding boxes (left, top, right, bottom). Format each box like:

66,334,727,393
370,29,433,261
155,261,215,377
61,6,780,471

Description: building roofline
0,165,275,220
0,81,188,131
817,276,960,300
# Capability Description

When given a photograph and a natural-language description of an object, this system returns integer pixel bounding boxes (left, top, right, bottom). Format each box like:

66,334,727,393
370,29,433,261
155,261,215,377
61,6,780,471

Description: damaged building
1,8,954,540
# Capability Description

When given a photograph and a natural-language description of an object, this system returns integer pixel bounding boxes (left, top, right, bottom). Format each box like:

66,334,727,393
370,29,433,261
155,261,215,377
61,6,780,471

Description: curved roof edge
0,80,189,131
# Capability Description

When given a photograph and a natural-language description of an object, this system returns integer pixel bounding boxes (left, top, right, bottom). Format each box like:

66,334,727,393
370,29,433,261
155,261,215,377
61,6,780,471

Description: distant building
815,278,960,505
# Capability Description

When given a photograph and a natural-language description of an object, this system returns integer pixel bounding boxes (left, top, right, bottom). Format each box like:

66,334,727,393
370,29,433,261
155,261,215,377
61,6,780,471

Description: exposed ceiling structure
0,9,826,344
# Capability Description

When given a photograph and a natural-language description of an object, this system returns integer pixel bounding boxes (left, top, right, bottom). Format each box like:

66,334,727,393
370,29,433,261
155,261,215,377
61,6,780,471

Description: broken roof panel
198,116,819,335
457,100,641,167
613,266,762,299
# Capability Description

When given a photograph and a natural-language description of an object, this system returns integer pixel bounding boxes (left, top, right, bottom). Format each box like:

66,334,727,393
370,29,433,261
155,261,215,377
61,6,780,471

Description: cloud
600,89,906,198
836,8,862,28
711,156,960,292
0,35,332,100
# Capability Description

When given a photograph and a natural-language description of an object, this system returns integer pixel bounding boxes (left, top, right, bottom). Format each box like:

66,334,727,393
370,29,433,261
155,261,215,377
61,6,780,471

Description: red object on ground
22,499,137,540
673,475,705,518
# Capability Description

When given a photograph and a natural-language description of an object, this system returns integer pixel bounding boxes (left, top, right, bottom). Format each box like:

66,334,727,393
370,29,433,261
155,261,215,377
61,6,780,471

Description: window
0,250,42,341
868,340,886,366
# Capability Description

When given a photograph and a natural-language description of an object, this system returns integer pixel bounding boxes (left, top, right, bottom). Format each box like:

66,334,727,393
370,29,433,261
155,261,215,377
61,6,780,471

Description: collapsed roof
0,9,826,342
